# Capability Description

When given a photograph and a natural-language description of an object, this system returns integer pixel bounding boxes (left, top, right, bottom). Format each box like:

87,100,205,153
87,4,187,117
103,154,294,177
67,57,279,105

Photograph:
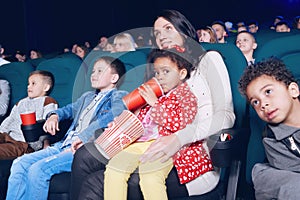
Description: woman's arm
177,51,235,146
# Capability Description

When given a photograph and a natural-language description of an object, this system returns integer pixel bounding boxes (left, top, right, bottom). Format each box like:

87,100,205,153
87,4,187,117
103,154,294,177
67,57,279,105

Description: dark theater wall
1,0,300,55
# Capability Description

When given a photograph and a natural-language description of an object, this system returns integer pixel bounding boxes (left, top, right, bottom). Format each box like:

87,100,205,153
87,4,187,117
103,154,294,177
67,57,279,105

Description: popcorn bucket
122,77,164,112
20,112,36,125
94,110,144,159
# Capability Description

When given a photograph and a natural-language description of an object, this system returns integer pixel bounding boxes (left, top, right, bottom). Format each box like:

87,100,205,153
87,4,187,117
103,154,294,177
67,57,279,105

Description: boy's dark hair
29,70,55,95
238,57,298,99
95,56,126,83
247,20,258,27
147,48,193,80
275,20,290,28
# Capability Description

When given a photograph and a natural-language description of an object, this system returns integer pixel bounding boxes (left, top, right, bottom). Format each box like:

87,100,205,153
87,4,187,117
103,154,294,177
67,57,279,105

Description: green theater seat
36,53,82,107
0,62,35,111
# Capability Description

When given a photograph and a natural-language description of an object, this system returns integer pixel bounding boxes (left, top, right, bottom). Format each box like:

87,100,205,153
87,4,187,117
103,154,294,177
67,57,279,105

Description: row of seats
0,32,299,199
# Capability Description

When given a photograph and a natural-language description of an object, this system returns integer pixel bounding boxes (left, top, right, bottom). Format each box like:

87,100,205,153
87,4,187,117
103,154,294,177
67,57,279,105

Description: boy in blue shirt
6,56,128,200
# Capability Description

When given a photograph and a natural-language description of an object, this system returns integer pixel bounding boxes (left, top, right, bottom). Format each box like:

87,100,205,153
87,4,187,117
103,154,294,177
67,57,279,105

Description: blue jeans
6,142,73,200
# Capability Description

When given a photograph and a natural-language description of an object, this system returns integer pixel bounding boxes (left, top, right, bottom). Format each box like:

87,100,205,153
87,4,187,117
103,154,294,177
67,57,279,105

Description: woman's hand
43,114,60,135
140,134,181,163
138,84,158,107
71,139,83,154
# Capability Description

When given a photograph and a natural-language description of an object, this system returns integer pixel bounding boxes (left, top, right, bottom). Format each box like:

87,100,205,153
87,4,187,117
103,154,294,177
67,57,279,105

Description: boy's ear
253,42,258,50
179,69,187,80
43,84,51,93
111,74,119,84
288,82,300,98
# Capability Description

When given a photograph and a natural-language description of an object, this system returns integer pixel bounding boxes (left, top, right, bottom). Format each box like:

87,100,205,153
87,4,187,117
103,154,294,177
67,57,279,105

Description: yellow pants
104,141,173,200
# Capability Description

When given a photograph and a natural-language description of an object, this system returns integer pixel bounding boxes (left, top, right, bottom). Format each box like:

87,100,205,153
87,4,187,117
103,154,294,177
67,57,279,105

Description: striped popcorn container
94,110,144,159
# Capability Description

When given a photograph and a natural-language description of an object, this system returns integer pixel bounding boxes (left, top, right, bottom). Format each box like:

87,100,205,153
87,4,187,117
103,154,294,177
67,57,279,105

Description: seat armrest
208,128,250,168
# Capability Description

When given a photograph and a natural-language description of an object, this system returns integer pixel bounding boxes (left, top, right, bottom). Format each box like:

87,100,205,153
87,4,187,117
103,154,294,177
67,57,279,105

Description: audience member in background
113,32,137,52
270,15,284,30
0,79,10,117
75,44,90,59
71,44,78,54
93,36,109,51
275,20,291,32
247,20,259,33
238,57,300,200
211,20,228,43
236,31,257,65
236,22,246,28
63,47,70,53
136,34,146,48
236,21,247,33
71,9,234,200
293,16,300,30
102,43,115,52
197,26,218,43
0,70,57,159
14,51,26,62
0,44,10,66
237,25,248,33
84,41,91,50
6,56,128,200
29,49,43,60
225,21,237,34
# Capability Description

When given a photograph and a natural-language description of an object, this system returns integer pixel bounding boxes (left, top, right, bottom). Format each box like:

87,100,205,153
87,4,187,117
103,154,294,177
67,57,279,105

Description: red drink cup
94,110,144,159
122,77,163,112
20,112,36,125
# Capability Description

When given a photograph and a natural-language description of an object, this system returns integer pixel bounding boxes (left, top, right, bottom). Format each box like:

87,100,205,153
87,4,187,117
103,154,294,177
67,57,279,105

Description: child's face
90,59,116,91
246,75,299,124
114,38,131,52
236,33,257,54
27,74,50,98
153,57,186,93
199,30,211,42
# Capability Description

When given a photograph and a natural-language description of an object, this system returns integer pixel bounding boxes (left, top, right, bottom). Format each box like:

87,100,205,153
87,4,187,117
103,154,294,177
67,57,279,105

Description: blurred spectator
236,21,246,28
113,32,137,52
197,26,218,43
293,16,300,30
0,44,10,66
275,20,291,32
211,20,228,43
75,44,90,59
93,36,109,51
63,47,70,53
247,20,259,33
135,34,146,48
237,25,247,33
270,15,284,30
225,21,237,34
0,79,10,116
84,41,91,49
102,43,115,52
72,44,78,54
29,49,42,59
14,50,26,62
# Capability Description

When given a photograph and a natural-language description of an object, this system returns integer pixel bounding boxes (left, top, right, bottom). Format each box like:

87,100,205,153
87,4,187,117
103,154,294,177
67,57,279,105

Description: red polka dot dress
137,82,213,184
